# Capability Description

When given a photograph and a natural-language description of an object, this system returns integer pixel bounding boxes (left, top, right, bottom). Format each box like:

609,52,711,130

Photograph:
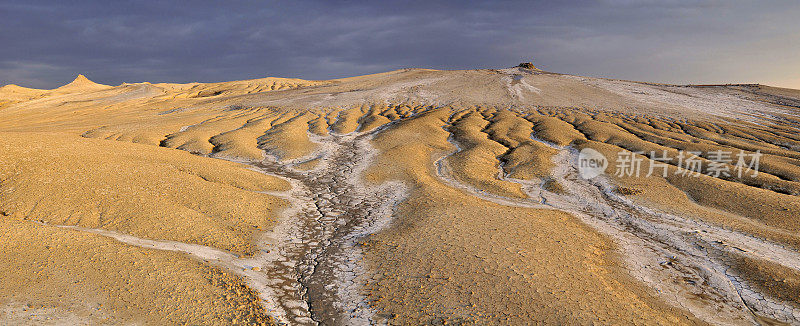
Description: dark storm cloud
1,0,798,89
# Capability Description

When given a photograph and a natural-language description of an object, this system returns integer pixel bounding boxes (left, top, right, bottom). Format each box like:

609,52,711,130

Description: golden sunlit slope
0,219,272,325
0,132,289,255
1,67,799,325
0,131,289,325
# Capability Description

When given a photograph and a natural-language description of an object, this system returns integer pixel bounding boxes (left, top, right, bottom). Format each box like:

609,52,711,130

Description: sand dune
1,68,799,325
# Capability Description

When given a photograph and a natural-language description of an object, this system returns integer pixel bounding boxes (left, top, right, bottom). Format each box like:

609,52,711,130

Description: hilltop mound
52,74,112,93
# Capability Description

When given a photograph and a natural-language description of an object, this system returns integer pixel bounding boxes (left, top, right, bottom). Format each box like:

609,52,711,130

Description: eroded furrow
250,130,407,326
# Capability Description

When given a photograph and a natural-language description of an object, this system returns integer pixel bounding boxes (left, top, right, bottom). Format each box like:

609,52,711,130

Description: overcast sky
1,0,798,89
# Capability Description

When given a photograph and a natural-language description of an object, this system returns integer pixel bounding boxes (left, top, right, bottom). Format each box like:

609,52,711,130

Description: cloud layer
1,1,798,89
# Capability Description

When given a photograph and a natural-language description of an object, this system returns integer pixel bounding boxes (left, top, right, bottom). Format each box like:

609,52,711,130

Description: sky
1,0,798,89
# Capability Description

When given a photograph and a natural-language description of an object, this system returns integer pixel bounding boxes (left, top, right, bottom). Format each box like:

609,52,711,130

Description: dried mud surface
1,68,799,325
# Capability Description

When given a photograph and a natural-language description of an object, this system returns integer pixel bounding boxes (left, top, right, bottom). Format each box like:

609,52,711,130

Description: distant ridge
0,74,112,102
0,83,48,102
0,84,41,92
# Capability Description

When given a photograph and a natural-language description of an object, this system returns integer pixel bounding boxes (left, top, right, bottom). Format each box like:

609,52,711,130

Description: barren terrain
1,66,799,325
